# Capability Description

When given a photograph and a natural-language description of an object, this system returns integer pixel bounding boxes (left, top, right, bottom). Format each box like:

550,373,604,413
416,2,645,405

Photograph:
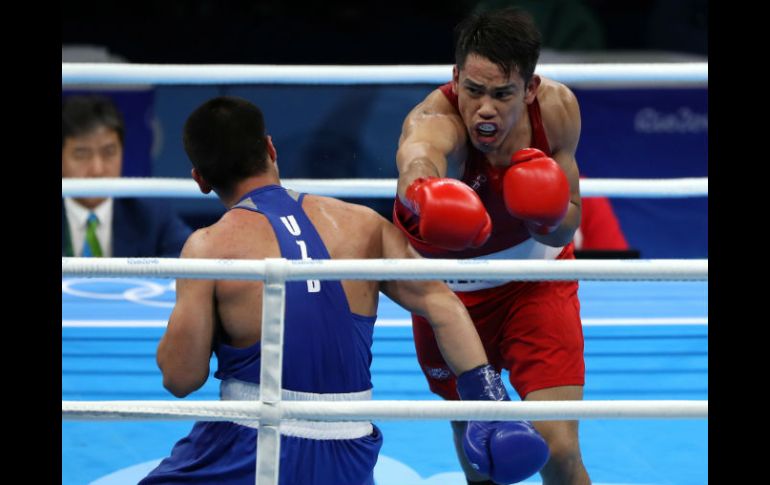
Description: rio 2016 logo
62,278,176,308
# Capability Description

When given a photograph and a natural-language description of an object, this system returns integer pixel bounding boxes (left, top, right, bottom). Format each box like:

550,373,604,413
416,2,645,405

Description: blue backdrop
63,82,707,258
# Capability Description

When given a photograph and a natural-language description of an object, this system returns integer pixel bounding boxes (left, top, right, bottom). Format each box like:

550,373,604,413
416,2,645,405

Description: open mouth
475,122,498,142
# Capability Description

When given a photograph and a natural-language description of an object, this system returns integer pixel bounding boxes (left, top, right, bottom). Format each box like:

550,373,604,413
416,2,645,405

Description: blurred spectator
574,176,639,257
575,196,630,250
62,94,192,257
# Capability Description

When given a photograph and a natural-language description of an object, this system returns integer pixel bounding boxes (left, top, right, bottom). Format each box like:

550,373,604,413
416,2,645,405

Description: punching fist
404,177,492,251
503,148,570,235
457,365,549,484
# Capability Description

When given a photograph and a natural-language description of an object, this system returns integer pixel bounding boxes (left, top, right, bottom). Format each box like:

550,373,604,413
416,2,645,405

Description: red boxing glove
503,148,570,235
405,177,492,250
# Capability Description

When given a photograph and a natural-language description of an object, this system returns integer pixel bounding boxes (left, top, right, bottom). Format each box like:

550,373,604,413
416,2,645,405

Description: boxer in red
393,7,590,485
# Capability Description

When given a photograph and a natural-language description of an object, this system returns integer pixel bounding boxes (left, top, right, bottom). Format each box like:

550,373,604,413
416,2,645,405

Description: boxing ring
62,62,708,485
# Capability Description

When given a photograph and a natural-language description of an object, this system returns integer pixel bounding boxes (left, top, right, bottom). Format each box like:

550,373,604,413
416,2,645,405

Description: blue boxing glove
457,365,549,484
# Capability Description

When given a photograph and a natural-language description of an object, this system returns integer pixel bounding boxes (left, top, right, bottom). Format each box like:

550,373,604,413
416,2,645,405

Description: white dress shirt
64,198,114,257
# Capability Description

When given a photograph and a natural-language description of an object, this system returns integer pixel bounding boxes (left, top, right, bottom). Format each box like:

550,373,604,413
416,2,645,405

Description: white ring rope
62,257,708,281
62,62,707,485
61,177,708,199
62,399,708,421
62,62,707,87
62,248,707,485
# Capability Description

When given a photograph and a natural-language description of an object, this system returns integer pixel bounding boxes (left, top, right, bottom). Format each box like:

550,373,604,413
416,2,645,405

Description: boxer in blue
140,96,547,485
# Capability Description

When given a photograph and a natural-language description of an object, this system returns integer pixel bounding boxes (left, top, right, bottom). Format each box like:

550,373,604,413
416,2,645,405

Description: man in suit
62,95,191,257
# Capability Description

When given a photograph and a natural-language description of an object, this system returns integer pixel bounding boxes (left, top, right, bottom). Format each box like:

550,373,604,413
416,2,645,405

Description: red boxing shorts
413,252,585,399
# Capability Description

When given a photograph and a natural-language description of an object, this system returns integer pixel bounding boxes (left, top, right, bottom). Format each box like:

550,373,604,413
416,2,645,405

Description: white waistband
220,379,374,440
445,239,564,292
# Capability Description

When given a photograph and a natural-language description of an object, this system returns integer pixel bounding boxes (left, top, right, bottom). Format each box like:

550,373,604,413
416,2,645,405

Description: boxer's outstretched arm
396,92,467,204
396,93,490,251
378,219,487,375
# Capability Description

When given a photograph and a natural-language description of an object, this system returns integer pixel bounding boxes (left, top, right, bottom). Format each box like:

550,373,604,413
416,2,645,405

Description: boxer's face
62,126,123,209
452,54,537,155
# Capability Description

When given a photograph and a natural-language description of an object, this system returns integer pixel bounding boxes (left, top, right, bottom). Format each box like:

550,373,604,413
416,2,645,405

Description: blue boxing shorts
139,420,383,485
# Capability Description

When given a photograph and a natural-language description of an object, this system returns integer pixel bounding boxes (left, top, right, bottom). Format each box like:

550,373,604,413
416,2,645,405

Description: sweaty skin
395,54,591,485
396,54,582,247
157,155,490,398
